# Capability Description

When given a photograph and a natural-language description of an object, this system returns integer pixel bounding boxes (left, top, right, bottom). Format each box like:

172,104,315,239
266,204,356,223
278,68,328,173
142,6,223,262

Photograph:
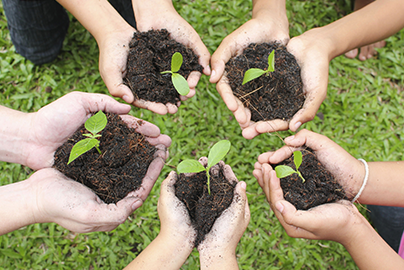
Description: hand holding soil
54,111,171,205
158,171,197,251
259,166,363,245
198,180,250,269
27,168,141,233
255,129,366,201
223,42,305,139
22,92,132,171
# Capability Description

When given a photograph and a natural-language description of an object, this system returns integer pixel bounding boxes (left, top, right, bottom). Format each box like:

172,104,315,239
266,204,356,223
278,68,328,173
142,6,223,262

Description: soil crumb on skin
53,113,156,204
175,164,235,247
124,29,203,105
225,42,305,122
276,149,347,210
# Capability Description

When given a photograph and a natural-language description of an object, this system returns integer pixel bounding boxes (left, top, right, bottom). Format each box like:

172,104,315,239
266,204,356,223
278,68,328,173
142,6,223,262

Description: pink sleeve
399,232,404,259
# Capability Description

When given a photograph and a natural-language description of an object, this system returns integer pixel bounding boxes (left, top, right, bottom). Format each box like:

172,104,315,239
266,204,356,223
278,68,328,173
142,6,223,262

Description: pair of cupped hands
22,91,250,247
99,1,330,140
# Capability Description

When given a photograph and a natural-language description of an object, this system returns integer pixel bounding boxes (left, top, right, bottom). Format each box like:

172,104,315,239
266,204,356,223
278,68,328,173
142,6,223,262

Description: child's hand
257,163,364,245
254,129,365,200
198,162,250,269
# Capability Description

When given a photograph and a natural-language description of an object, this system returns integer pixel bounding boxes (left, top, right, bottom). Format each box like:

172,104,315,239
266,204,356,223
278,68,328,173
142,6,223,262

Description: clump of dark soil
225,42,305,122
175,164,236,247
124,29,204,105
53,113,157,204
276,149,347,210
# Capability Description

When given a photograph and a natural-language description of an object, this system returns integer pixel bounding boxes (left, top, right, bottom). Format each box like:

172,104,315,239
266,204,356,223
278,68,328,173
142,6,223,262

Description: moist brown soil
53,113,156,204
276,149,347,210
175,164,236,247
225,42,305,122
124,29,203,105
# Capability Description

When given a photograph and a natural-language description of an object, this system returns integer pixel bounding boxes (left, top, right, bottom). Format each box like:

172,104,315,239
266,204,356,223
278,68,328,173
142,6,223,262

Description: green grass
1,0,404,269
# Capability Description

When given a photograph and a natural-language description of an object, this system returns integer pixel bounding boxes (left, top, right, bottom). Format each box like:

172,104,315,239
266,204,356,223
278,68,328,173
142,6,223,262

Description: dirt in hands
225,42,305,122
124,29,204,105
53,113,157,204
174,164,236,247
276,149,347,210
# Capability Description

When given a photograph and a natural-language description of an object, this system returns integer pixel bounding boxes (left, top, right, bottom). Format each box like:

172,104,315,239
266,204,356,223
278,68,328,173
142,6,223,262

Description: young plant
275,150,306,183
161,52,190,96
68,110,107,165
177,140,231,195
242,50,275,85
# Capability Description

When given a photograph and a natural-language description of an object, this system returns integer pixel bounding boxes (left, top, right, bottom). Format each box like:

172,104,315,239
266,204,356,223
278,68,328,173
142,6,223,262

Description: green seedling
275,150,306,183
242,50,275,85
68,110,107,165
177,140,231,195
161,52,190,96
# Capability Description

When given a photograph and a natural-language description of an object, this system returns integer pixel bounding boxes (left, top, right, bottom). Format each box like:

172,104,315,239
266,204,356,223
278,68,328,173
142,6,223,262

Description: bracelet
352,158,369,203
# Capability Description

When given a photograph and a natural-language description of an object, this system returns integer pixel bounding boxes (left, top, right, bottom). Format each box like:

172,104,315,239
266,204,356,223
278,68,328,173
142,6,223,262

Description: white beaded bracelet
352,158,369,203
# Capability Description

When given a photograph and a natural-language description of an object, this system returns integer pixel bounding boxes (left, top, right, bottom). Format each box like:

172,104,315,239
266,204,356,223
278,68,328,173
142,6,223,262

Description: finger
198,156,208,167
145,134,172,149
210,40,234,83
187,71,201,97
161,171,178,197
257,151,276,164
133,155,166,201
78,92,132,115
253,162,264,188
132,99,169,115
223,163,238,185
288,91,324,132
119,115,161,137
216,75,239,112
101,69,135,104
166,103,179,114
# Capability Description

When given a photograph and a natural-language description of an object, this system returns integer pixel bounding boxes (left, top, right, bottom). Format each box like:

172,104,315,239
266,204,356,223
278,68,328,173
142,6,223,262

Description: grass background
1,0,404,269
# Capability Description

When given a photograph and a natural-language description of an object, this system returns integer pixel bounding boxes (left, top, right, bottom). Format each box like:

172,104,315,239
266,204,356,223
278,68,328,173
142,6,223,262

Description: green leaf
172,73,190,96
85,110,107,136
275,165,297,179
68,138,99,164
177,159,206,174
171,52,183,73
293,150,303,170
242,68,266,85
207,140,231,169
267,50,275,72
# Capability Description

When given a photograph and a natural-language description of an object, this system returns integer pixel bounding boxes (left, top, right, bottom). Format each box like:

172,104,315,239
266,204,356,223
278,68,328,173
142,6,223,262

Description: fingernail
211,69,216,78
205,65,211,75
276,201,284,213
131,200,143,211
240,181,247,190
294,122,302,130
123,95,129,103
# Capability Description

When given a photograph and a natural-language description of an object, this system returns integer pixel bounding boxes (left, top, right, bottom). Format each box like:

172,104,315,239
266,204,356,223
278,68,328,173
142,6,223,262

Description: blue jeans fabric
367,205,404,252
2,0,136,65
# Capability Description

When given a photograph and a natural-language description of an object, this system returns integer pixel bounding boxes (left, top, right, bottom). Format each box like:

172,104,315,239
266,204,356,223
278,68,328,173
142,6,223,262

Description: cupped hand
241,28,333,138
258,162,364,245
132,0,210,114
157,171,197,248
198,162,250,256
30,168,140,233
254,129,365,201
211,15,289,139
25,92,171,174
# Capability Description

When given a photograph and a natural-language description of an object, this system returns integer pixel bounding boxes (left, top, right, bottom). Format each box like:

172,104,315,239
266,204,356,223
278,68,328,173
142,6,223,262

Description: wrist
199,247,238,270
157,232,194,257
0,106,32,166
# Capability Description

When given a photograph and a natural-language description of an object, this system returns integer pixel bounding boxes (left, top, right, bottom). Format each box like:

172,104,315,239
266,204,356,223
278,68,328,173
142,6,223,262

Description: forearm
357,161,404,206
124,234,192,270
318,0,404,59
342,214,404,269
0,106,32,165
56,0,133,43
0,179,36,235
